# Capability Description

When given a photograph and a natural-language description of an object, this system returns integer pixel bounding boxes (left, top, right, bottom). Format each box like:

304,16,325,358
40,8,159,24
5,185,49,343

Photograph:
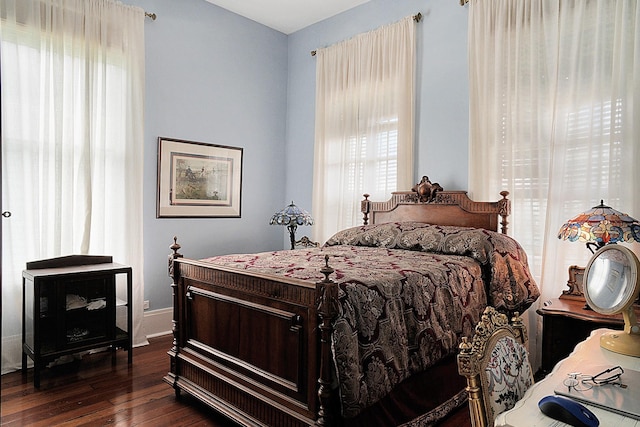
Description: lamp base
600,331,640,358
287,224,297,250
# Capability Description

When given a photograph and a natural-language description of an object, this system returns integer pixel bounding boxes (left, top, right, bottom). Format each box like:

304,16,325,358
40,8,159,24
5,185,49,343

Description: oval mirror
584,245,639,314
583,244,640,357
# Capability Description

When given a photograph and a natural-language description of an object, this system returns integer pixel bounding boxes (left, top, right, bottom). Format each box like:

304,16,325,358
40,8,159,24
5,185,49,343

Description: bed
163,181,539,427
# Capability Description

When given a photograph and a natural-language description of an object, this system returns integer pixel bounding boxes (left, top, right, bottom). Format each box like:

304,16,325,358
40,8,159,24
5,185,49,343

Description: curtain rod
145,11,156,20
310,12,422,57
460,0,469,5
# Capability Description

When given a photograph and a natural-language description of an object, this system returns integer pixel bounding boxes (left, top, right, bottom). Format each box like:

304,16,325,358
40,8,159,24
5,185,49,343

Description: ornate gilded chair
457,306,534,427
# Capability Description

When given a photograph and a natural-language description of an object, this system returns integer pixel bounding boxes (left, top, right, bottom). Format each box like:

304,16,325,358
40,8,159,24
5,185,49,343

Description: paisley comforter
201,222,539,418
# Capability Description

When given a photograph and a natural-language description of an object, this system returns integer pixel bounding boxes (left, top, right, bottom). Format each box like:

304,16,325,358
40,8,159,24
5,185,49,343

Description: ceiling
204,0,372,35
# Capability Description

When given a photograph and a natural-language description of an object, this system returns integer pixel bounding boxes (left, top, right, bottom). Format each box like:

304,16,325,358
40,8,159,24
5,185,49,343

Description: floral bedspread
201,222,539,418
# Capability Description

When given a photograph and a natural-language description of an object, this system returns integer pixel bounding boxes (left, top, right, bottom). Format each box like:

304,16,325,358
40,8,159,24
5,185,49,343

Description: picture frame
156,137,243,218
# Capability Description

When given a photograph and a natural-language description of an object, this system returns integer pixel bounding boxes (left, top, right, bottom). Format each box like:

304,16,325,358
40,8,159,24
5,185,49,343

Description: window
312,16,416,242
0,0,146,372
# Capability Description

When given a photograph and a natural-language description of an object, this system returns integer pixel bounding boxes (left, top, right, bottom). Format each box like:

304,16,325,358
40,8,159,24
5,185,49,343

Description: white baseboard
143,307,173,339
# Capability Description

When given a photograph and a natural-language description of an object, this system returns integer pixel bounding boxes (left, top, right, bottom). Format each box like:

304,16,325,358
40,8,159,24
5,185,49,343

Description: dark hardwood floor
1,335,470,426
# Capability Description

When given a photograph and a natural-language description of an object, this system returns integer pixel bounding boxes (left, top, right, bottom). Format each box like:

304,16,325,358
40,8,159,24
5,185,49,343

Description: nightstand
537,265,640,375
22,255,132,387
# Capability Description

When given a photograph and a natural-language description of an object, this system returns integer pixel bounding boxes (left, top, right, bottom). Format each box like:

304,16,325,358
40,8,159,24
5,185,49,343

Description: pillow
325,222,540,312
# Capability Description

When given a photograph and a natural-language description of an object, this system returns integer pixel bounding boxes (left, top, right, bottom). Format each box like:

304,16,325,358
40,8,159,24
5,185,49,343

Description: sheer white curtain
467,0,640,369
312,16,416,243
0,0,147,373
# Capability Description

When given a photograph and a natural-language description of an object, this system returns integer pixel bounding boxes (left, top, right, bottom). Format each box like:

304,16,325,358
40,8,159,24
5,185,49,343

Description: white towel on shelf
86,298,106,310
66,294,87,310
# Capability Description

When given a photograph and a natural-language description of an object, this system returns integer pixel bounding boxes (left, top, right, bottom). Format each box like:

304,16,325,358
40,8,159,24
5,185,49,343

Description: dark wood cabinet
537,265,640,375
22,255,132,387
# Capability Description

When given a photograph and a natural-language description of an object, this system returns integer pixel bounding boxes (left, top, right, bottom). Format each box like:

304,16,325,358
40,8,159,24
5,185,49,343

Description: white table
495,328,640,427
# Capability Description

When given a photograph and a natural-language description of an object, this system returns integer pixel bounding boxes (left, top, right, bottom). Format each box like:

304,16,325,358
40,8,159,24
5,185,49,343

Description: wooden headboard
361,183,510,234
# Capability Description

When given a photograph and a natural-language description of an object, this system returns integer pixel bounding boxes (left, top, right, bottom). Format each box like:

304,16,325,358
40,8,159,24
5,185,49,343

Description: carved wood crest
407,176,444,203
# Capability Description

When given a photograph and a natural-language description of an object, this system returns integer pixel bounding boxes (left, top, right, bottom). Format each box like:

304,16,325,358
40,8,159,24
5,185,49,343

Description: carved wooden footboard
164,181,512,427
164,239,338,427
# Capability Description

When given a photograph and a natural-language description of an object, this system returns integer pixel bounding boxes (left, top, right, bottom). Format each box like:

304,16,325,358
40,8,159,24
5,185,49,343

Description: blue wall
128,0,289,310
126,0,469,312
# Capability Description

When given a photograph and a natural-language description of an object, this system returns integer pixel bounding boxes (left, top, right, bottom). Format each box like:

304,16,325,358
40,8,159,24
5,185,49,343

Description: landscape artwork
157,137,243,218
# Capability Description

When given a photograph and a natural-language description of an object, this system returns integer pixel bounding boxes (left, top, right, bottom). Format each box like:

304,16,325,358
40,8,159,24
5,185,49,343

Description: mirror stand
600,290,640,357
600,332,640,358
600,308,640,357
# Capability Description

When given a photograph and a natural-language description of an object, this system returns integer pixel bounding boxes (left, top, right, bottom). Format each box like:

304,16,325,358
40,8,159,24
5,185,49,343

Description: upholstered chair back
457,306,533,427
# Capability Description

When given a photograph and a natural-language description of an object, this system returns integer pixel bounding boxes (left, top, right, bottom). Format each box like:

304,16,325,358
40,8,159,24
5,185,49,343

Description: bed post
498,191,510,235
168,237,183,351
166,237,183,395
316,255,338,426
361,194,371,225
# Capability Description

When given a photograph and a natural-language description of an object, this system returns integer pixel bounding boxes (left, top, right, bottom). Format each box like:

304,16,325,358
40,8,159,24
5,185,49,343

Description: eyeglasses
563,366,627,392
588,365,625,385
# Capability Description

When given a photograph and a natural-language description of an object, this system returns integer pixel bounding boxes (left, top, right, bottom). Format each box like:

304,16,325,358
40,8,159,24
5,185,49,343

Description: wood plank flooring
1,335,470,426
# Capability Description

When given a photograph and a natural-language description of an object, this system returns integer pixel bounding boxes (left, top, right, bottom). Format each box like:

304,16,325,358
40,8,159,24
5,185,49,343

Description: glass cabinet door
61,275,115,347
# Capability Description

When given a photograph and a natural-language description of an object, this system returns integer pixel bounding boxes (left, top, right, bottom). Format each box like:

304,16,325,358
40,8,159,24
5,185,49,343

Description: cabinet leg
34,364,40,388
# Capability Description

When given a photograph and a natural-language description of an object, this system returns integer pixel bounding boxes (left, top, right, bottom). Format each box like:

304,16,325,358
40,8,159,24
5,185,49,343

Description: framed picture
156,137,243,218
